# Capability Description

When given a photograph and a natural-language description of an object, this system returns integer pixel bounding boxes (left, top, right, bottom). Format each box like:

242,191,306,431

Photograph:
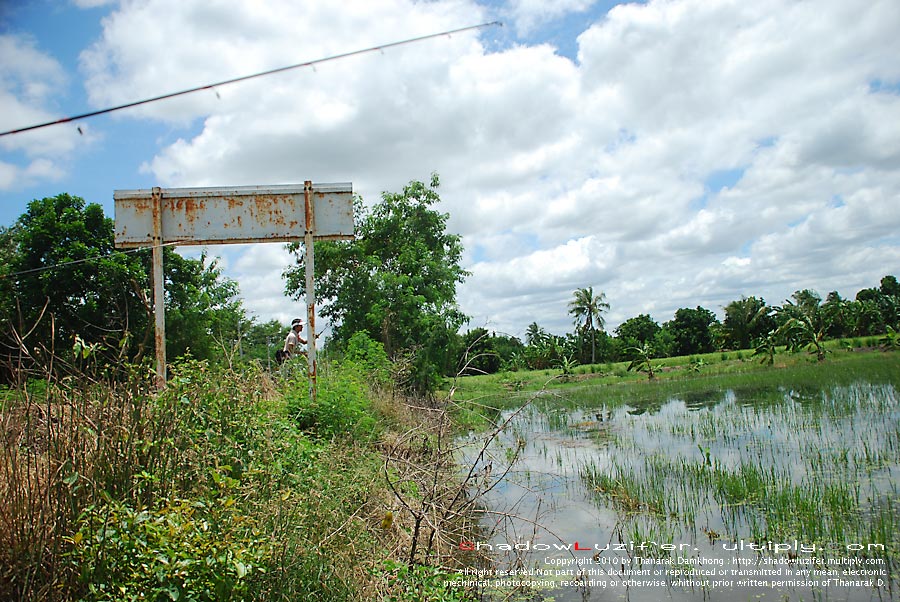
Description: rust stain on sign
114,183,353,248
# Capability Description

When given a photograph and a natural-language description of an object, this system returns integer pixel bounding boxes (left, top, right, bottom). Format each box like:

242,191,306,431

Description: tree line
3,182,897,390
0,179,468,391
463,277,900,375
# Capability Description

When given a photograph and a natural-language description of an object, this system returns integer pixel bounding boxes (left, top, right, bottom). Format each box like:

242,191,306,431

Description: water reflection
463,382,900,601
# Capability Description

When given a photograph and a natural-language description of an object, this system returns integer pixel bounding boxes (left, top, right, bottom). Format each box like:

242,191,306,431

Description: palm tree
722,296,773,350
568,287,610,365
775,290,829,361
525,322,548,347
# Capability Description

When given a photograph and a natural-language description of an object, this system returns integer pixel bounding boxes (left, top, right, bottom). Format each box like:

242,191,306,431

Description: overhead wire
0,21,502,138
0,20,503,283
0,240,185,281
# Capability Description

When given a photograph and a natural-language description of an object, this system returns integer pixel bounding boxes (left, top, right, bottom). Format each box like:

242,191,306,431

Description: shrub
68,497,266,602
344,331,391,385
286,364,376,440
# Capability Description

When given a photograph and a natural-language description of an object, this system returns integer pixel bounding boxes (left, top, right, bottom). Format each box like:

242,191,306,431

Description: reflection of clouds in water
469,404,622,549
466,382,900,601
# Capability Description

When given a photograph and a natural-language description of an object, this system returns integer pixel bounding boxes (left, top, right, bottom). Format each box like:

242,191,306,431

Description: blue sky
2,0,899,337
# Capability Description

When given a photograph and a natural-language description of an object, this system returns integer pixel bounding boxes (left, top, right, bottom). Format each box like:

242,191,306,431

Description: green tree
458,328,500,375
615,314,660,355
822,291,851,338
525,322,548,347
491,333,525,371
0,226,18,324
775,289,828,361
651,327,676,358
521,323,569,370
1,194,246,373
240,319,286,365
461,330,525,373
844,299,884,336
850,277,899,335
567,286,610,365
2,194,149,367
626,342,659,380
163,251,246,361
721,296,774,350
664,306,718,356
877,275,900,330
880,275,900,298
752,332,778,366
283,175,468,393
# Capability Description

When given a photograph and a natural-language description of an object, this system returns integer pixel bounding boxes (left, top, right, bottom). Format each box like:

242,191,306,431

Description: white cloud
0,34,81,158
78,0,900,338
506,0,598,36
0,34,83,191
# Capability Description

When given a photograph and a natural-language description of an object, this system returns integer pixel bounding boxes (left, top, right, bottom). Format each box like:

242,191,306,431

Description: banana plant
626,343,660,380
752,332,778,365
881,326,900,351
775,293,829,361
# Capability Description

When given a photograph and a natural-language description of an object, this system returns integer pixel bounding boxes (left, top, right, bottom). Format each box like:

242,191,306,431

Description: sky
2,0,899,341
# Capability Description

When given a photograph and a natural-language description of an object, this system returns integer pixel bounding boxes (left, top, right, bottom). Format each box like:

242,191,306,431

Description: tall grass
1,352,478,601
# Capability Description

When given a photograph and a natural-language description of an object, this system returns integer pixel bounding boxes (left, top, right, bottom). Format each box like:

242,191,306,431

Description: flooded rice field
462,379,900,601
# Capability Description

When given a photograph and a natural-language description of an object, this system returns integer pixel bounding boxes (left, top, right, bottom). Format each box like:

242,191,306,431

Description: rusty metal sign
113,181,353,395
114,183,353,247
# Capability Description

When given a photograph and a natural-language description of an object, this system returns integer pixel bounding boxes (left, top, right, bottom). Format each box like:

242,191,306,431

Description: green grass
1,359,478,602
444,346,900,419
450,347,900,583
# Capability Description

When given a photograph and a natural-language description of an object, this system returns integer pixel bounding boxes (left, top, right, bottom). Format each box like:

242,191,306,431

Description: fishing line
0,21,501,138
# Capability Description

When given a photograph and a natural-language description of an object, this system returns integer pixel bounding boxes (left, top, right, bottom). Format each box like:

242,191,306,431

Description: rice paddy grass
463,350,900,598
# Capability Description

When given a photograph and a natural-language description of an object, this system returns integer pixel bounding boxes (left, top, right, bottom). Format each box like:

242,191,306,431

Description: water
460,381,900,601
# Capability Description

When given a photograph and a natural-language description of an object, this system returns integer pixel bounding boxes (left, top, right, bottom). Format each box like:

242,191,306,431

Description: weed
285,361,377,440
373,560,476,601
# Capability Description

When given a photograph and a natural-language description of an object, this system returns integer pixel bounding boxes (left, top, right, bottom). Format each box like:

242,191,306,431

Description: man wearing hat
279,317,308,363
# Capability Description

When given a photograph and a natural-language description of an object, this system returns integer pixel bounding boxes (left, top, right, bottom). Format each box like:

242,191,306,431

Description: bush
344,331,391,385
286,364,376,440
68,497,266,602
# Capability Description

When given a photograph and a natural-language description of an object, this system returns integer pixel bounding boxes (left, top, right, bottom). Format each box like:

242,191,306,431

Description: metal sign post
151,187,166,389
303,181,317,400
114,182,354,396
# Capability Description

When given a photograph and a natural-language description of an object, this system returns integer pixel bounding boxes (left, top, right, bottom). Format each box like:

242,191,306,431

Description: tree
1,194,246,375
163,250,245,361
847,299,886,336
664,306,718,356
626,342,659,380
3,194,149,368
822,291,851,338
240,319,286,365
457,328,499,375
615,314,660,354
568,286,610,365
491,333,525,370
651,327,676,358
283,174,468,393
521,323,568,370
752,333,778,366
880,275,900,298
775,289,828,361
525,322,548,347
721,296,774,350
